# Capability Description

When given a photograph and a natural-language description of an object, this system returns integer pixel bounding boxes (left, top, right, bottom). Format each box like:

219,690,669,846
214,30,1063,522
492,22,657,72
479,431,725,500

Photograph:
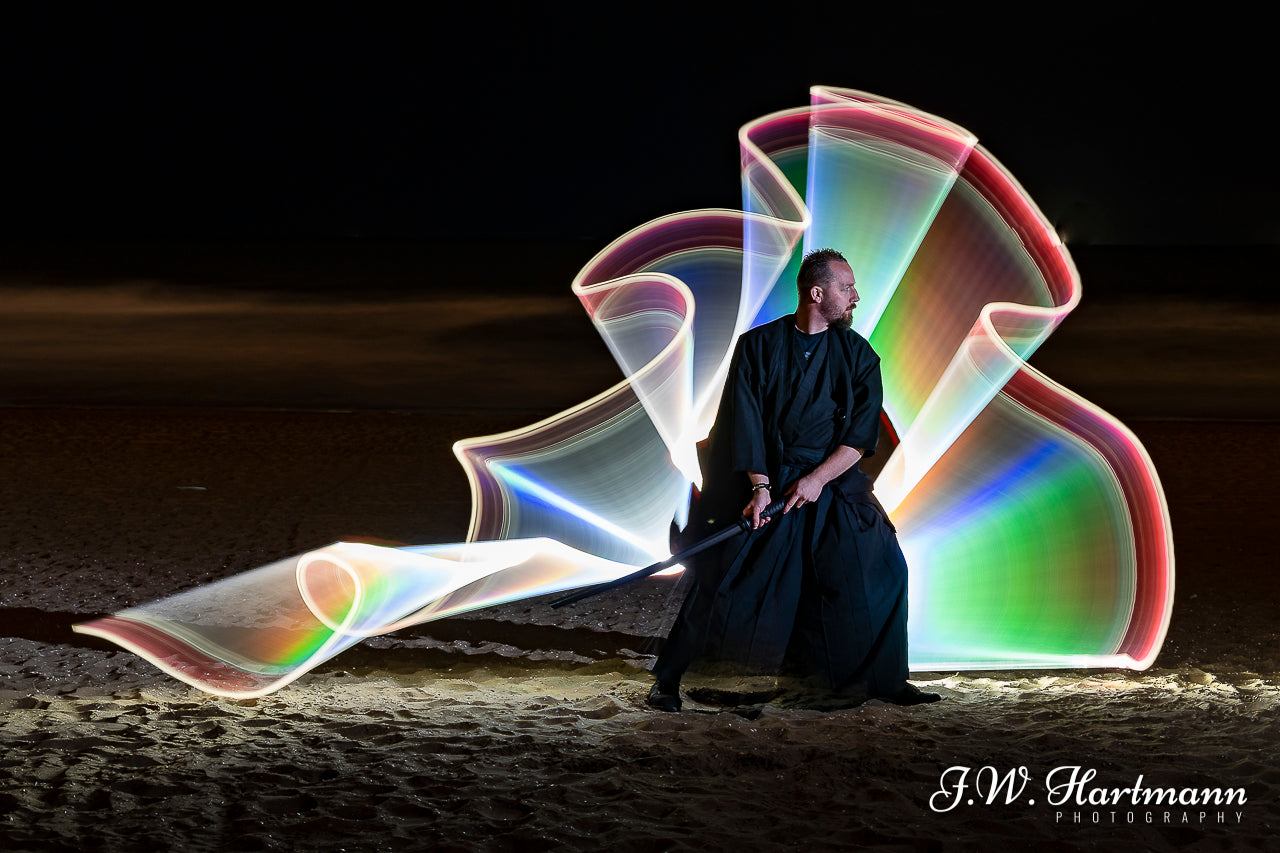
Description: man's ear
810,285,824,303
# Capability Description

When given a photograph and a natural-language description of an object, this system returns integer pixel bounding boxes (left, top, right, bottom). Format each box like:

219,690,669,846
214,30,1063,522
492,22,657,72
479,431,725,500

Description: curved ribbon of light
76,540,638,697
76,87,1174,697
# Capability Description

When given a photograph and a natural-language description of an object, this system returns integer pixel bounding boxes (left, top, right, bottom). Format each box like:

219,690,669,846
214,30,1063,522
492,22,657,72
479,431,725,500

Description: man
648,248,939,711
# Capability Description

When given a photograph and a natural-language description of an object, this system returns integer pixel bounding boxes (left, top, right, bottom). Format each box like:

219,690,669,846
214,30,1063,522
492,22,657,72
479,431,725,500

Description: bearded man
648,248,940,711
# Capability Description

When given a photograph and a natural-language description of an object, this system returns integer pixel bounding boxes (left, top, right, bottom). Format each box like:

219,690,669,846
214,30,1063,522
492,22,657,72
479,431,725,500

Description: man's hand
779,446,864,514
782,473,826,514
743,487,773,529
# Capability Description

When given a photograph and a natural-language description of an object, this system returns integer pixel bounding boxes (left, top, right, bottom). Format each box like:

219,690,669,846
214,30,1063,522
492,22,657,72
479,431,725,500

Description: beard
822,304,852,330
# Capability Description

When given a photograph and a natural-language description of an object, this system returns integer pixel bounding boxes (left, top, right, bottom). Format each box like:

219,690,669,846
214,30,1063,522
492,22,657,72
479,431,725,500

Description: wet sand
1,408,1276,852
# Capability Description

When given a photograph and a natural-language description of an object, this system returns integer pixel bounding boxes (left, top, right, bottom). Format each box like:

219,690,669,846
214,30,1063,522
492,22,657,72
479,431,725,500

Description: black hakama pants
653,468,909,698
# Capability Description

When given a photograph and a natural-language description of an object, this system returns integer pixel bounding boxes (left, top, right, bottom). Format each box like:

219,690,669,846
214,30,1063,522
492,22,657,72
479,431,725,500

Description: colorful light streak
76,87,1174,697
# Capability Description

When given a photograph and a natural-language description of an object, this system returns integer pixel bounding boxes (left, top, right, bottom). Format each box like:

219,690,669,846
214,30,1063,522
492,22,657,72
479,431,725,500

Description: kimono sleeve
725,336,770,475
840,346,883,457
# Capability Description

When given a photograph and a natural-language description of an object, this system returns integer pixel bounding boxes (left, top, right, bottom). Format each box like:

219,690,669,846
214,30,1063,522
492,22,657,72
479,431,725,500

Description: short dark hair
797,248,848,292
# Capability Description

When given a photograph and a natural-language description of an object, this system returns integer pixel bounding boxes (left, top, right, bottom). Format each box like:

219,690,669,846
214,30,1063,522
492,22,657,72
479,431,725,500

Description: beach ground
2,245,1277,850
1,408,1276,852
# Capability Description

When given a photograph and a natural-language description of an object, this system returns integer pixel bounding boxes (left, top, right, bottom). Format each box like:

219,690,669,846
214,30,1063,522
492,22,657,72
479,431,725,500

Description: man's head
797,248,859,330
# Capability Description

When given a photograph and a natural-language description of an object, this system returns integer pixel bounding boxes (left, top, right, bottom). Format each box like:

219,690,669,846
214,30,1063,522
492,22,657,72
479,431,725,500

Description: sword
550,497,787,608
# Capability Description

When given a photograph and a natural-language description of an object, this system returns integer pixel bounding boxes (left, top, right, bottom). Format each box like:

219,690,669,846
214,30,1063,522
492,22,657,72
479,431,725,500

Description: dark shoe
882,683,941,706
647,681,682,712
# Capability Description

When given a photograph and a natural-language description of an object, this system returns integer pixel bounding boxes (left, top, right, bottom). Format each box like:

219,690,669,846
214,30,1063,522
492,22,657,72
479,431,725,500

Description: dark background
2,6,1276,419
2,9,1274,270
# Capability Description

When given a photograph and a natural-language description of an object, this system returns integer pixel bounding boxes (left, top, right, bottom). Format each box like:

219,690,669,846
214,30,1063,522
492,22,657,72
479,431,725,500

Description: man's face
818,261,860,329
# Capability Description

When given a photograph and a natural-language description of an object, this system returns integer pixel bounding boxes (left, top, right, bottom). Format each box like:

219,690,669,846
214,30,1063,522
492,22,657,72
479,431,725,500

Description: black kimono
653,315,910,698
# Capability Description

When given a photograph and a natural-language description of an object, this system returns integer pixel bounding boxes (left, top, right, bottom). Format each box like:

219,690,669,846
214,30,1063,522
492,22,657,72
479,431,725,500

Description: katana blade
550,498,787,608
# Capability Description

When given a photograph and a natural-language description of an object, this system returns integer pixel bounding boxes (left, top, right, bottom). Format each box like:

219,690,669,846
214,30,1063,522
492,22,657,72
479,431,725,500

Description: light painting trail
76,88,1174,698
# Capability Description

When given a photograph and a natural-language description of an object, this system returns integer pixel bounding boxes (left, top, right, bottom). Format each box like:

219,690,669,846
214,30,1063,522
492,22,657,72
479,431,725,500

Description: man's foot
647,681,682,712
882,683,941,706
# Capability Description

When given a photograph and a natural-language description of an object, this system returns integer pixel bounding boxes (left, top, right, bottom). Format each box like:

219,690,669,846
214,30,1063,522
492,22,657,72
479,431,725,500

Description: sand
1,408,1276,852
2,256,1278,850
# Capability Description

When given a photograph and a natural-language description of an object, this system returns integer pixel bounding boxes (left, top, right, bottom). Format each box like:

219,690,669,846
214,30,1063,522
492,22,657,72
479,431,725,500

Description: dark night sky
1,8,1273,248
